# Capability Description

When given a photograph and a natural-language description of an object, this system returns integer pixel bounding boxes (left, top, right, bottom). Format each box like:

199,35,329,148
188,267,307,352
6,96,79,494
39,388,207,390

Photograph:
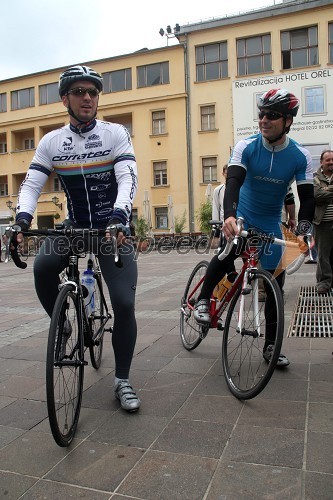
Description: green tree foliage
135,215,150,240
196,200,212,233
174,210,186,233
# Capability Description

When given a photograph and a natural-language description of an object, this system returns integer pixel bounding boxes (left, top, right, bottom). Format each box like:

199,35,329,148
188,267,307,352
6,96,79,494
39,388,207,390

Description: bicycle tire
46,284,84,447
222,269,284,400
89,274,105,369
180,260,210,350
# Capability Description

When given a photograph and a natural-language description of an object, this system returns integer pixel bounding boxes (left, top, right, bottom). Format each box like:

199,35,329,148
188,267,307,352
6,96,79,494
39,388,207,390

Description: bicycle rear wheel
46,284,84,447
180,260,209,350
89,274,105,369
222,269,284,400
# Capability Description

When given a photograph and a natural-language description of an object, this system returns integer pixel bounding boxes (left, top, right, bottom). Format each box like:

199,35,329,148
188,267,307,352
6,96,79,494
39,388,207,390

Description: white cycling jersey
16,119,138,228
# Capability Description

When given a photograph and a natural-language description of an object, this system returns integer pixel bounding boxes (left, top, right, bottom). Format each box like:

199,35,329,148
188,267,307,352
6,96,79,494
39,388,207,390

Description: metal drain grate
288,286,333,338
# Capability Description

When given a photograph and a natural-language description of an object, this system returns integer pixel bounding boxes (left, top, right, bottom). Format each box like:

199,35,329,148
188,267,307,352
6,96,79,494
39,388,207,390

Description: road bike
180,218,308,400
5,224,123,447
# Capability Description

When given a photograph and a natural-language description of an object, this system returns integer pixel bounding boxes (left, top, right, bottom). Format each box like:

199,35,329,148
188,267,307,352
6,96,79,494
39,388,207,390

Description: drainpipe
184,35,194,232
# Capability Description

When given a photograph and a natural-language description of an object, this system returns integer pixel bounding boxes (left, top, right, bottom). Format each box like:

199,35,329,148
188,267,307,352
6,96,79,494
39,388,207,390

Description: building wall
0,0,332,231
0,46,189,230
180,0,333,228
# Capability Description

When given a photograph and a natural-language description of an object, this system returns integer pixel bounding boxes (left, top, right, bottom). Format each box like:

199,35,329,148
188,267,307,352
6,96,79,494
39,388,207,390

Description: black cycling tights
33,236,138,379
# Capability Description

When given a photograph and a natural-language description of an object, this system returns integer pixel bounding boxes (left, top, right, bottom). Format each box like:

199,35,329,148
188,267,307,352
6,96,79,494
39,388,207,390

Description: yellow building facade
0,0,332,232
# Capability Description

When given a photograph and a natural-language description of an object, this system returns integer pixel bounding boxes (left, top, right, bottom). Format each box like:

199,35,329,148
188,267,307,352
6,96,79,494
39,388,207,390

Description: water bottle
81,267,95,317
213,272,238,301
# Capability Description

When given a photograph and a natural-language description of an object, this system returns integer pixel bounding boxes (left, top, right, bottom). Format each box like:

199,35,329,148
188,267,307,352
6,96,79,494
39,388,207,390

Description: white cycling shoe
194,299,211,325
115,381,141,412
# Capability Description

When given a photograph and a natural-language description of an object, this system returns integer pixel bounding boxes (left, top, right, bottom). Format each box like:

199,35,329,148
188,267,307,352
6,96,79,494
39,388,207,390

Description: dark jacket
313,167,333,224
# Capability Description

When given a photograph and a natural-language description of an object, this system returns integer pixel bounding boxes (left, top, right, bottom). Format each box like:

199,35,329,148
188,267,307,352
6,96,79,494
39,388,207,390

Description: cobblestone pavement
0,249,332,499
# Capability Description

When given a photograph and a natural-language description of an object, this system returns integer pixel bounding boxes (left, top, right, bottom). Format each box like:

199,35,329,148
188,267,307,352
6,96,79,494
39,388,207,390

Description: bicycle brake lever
107,225,123,268
4,226,27,269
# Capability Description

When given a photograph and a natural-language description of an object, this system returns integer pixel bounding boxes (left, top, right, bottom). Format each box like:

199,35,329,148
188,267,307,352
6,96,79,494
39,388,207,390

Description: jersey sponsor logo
88,134,100,141
52,149,111,161
59,137,75,152
90,183,111,191
85,141,102,149
254,175,284,184
87,172,112,181
85,133,102,149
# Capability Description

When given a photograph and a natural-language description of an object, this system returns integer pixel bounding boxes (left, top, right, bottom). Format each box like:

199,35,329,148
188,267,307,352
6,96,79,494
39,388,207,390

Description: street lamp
159,23,180,45
6,200,16,212
52,196,63,210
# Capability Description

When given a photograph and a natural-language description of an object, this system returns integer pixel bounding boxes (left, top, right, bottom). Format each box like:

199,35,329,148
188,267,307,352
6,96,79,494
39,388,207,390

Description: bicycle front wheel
89,275,105,369
46,284,84,447
222,269,284,400
180,260,209,350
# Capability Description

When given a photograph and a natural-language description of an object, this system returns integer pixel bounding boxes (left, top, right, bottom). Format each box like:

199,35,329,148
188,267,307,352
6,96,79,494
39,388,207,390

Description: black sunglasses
67,87,100,97
258,110,284,121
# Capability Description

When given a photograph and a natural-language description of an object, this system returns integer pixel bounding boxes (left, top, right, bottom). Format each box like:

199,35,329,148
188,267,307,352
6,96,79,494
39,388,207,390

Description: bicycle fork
237,268,260,338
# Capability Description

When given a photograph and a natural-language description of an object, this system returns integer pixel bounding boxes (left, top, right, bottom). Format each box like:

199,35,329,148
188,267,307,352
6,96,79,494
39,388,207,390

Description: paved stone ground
0,248,332,499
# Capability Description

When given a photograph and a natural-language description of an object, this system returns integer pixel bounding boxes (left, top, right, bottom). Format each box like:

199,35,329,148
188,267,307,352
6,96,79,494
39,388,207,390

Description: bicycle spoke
46,286,84,447
222,270,284,399
180,261,209,350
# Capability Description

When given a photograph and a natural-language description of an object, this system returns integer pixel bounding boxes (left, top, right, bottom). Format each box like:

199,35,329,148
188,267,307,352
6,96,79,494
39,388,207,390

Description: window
303,143,330,173
102,69,132,92
304,86,325,114
200,105,216,131
11,87,35,110
137,62,169,88
329,23,333,64
24,138,35,150
0,142,7,154
152,110,166,135
53,177,63,192
153,161,167,186
0,93,7,113
196,42,228,82
39,83,60,105
281,27,318,69
104,113,133,136
155,207,168,229
202,157,217,183
0,182,8,196
237,34,271,76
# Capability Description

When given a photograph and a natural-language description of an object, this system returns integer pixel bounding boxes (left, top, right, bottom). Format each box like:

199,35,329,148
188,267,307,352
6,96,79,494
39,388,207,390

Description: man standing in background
313,149,333,294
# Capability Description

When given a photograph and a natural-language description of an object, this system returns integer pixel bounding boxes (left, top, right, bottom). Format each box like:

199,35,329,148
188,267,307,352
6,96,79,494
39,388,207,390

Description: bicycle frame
60,250,111,350
211,243,260,330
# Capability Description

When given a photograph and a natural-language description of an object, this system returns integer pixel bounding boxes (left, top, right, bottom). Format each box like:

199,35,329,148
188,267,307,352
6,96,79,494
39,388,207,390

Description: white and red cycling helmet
258,89,300,117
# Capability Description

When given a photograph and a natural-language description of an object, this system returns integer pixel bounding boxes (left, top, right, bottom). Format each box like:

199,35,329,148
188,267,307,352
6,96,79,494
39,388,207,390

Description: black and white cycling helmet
258,89,300,117
59,65,103,97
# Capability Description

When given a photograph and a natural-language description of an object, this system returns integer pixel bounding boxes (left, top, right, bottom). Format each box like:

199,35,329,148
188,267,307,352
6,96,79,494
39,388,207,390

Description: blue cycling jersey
16,119,138,228
228,133,313,268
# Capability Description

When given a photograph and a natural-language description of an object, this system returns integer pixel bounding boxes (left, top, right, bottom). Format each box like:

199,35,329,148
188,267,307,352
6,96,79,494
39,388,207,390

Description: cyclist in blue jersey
13,65,141,411
194,89,315,367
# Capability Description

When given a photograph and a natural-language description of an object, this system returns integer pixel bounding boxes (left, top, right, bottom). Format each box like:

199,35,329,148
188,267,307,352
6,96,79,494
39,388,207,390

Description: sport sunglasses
67,87,100,97
258,110,284,121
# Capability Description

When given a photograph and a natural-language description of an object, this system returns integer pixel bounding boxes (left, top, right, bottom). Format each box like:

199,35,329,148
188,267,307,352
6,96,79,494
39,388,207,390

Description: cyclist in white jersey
194,89,315,367
14,65,140,412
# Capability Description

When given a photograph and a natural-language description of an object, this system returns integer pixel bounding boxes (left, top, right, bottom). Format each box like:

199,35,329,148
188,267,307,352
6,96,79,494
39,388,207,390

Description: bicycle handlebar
212,218,311,276
4,225,126,269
